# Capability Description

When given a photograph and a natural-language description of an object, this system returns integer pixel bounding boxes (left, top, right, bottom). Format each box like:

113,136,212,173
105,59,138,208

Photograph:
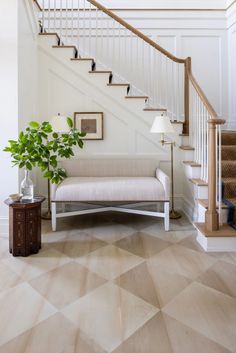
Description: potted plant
4,117,85,218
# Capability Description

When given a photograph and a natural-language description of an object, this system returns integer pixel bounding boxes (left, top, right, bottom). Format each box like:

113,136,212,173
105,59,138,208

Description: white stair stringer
38,34,178,131
38,37,174,157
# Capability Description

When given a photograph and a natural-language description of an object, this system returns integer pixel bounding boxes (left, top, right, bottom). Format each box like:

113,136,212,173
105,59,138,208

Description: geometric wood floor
0,212,236,353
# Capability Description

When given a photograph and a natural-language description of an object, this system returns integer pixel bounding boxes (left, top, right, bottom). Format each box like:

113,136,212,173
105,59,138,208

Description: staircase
33,0,236,250
222,131,236,229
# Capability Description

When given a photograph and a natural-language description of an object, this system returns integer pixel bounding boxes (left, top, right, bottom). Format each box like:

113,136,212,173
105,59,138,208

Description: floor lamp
150,113,181,219
42,114,69,220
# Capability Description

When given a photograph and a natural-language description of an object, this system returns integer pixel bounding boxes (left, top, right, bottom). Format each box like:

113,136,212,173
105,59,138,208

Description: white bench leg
52,202,57,231
164,202,170,231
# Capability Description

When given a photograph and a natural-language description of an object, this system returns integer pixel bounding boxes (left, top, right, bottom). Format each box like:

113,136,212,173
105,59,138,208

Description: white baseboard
196,229,236,252
181,196,195,223
0,218,8,237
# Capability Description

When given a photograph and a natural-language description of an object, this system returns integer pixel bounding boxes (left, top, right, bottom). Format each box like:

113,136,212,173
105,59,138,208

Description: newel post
183,57,191,135
205,120,219,231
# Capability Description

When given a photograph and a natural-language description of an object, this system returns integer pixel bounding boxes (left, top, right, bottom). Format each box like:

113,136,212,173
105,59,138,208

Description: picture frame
74,112,104,140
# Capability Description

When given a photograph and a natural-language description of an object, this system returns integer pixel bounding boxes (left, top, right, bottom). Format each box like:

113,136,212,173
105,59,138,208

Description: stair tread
183,161,201,167
222,177,236,182
39,32,60,39
195,223,236,236
180,133,189,136
198,199,229,209
171,121,183,124
89,70,112,73
107,83,130,86
143,108,167,111
125,96,148,99
222,160,236,164
180,145,195,151
52,45,77,49
71,58,94,62
190,178,208,186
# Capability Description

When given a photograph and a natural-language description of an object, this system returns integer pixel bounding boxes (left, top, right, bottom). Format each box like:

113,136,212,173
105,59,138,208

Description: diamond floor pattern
0,212,235,353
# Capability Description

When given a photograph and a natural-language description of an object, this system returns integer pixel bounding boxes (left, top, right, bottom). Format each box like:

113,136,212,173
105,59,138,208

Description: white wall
0,0,39,235
18,0,39,189
0,0,19,233
227,2,236,128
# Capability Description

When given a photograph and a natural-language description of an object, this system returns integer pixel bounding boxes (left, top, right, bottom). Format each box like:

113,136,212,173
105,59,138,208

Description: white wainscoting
228,5,236,129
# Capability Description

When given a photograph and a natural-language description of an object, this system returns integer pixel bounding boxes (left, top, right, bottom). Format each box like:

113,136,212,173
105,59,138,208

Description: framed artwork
74,112,103,140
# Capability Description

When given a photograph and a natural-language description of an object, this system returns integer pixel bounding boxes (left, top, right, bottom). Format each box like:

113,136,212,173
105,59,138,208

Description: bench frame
51,201,170,231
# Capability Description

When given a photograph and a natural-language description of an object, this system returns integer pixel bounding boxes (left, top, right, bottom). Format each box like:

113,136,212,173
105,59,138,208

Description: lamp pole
169,141,181,219
151,113,181,219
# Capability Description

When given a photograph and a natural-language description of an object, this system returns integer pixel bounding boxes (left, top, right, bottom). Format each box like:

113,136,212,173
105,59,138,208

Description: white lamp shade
50,115,70,133
150,114,175,134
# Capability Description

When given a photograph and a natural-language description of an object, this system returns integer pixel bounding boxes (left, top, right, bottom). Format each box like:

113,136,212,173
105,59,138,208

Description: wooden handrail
87,0,186,64
187,69,218,119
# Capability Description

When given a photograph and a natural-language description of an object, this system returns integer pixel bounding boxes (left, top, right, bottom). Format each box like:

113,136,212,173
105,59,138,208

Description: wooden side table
4,196,45,257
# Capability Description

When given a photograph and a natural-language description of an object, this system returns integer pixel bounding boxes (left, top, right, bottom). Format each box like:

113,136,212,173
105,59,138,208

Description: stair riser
70,61,93,73
222,167,236,178
104,86,130,101
87,74,112,87
184,165,201,179
180,150,194,161
38,36,58,47
125,99,148,111
222,135,236,145
193,185,208,199
181,136,189,145
223,183,236,199
222,148,236,160
197,204,228,223
51,48,76,62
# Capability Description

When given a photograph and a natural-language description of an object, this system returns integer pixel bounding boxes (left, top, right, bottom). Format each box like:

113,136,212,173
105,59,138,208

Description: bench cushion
54,177,166,202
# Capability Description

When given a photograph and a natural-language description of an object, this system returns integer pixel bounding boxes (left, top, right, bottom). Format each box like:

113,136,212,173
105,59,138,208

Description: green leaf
43,170,54,179
52,132,58,139
29,121,40,129
79,132,86,137
67,117,73,129
26,162,32,170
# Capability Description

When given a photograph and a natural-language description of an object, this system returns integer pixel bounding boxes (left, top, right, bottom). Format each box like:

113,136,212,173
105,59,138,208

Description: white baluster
142,41,145,96
218,125,222,225
42,0,45,32
216,122,218,207
65,0,68,44
83,0,86,55
153,51,157,107
88,1,92,56
60,0,62,44
130,33,133,94
194,93,197,161
53,0,56,32
165,56,168,113
101,12,104,65
148,45,151,101
106,17,109,67
206,112,209,181
48,0,51,32
200,103,204,180
71,0,74,46
95,8,98,61
77,0,80,53
170,60,174,121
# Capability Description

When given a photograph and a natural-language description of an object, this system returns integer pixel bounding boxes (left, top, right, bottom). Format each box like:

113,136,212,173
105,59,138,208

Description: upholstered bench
51,159,170,231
